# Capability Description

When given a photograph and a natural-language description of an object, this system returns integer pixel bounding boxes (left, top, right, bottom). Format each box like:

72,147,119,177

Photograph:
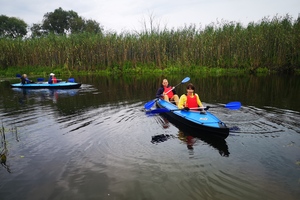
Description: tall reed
0,14,299,74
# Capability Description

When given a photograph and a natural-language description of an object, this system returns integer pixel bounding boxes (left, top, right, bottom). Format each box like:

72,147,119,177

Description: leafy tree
0,15,27,38
84,19,102,33
31,7,103,36
42,7,74,34
30,23,48,37
69,15,86,33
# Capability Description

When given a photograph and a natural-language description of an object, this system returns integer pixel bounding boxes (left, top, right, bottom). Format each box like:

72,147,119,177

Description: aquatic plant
0,14,299,75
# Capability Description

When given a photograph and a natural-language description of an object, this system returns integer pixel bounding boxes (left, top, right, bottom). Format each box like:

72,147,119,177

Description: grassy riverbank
1,15,299,76
0,65,274,79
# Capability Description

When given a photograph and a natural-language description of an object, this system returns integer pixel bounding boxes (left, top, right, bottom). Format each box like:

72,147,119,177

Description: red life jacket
52,77,57,83
186,94,198,108
164,86,174,98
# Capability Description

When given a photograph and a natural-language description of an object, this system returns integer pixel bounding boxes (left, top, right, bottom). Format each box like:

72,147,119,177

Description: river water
0,74,299,200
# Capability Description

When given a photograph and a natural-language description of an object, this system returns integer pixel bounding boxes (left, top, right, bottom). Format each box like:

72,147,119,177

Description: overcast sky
1,0,299,33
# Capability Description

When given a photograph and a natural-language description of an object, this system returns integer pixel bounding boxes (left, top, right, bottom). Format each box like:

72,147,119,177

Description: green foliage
31,7,103,37
0,15,27,38
0,14,300,74
43,7,73,34
256,67,269,74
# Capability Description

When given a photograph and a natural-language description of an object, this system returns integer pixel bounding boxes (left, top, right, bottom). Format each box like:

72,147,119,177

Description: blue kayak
156,99,229,138
11,81,81,89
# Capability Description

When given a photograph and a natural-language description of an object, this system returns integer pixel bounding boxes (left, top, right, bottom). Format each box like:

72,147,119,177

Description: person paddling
156,79,179,106
48,73,57,84
20,74,33,84
178,83,206,114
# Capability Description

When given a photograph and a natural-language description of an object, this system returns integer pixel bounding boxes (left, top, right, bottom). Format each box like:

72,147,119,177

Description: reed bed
0,14,299,74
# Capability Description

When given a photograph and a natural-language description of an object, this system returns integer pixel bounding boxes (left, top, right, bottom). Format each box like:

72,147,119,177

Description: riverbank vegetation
0,14,299,77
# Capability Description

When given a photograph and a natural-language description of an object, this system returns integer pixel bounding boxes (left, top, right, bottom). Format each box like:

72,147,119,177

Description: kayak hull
11,82,81,89
156,99,229,138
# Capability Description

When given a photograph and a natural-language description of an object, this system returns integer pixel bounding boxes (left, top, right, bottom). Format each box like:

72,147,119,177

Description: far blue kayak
155,99,229,138
11,81,81,89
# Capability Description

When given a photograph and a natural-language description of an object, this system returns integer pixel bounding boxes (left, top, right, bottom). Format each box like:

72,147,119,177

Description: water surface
0,74,299,200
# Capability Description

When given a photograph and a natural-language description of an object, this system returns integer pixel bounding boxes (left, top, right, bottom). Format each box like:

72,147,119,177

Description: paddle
149,101,241,114
144,77,190,109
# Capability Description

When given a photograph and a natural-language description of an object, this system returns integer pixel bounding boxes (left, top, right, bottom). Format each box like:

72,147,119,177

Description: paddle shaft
161,77,190,96
163,78,189,95
144,77,190,109
174,104,240,111
164,86,175,95
170,107,205,112
150,101,241,114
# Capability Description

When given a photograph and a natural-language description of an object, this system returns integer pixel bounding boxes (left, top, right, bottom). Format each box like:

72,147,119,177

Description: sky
1,0,299,33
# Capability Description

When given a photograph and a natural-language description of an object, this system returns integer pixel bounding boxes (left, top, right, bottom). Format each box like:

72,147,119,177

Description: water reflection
178,130,230,157
13,88,79,98
0,75,299,199
177,131,196,150
151,115,230,157
12,88,80,105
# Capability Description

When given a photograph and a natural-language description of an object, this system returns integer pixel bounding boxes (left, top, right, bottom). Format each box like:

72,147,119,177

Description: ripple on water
1,100,299,199
216,105,300,134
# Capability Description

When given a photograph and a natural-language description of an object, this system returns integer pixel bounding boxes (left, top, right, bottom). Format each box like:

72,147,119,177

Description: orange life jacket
164,86,174,99
186,94,198,108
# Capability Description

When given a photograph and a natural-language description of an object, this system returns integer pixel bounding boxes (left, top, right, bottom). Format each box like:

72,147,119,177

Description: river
0,74,299,200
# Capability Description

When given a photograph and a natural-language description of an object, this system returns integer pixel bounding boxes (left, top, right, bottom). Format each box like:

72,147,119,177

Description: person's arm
156,87,164,98
195,94,203,107
178,94,187,109
25,77,30,83
21,77,25,84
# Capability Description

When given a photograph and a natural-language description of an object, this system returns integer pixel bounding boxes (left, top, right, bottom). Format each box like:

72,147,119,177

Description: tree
30,23,48,37
0,15,27,38
32,7,103,36
84,19,103,34
42,7,74,34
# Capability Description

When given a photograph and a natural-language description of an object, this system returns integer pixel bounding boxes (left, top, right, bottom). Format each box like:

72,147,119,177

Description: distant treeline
1,14,299,74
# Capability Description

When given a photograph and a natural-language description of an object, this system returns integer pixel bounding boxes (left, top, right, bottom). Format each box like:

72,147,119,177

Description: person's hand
184,107,190,111
204,106,210,111
200,110,206,114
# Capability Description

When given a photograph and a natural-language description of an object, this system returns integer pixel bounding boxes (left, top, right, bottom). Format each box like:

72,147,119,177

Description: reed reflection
0,123,12,173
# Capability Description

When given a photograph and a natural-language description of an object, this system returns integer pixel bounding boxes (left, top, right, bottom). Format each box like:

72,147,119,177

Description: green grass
0,14,299,74
0,65,256,78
